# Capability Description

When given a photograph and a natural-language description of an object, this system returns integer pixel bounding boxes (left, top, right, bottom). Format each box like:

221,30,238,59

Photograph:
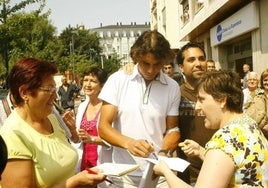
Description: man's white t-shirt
99,65,180,176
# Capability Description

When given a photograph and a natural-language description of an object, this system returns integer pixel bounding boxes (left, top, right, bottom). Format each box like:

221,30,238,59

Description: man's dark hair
176,42,206,65
130,30,174,63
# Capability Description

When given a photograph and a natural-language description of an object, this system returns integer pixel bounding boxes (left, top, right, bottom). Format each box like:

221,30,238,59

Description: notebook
93,163,140,176
138,156,190,187
145,156,190,172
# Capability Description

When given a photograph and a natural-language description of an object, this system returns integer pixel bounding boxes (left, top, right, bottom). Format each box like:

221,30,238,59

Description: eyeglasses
247,79,258,82
39,86,57,94
163,67,172,70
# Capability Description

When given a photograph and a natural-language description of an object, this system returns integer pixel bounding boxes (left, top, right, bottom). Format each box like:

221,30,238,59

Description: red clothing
80,110,100,170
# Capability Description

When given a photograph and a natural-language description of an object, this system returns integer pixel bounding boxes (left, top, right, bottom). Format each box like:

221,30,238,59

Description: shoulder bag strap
1,98,11,117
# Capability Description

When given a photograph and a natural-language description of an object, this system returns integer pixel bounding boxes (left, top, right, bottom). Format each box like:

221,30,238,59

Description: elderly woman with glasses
242,71,261,111
246,69,268,139
0,58,106,187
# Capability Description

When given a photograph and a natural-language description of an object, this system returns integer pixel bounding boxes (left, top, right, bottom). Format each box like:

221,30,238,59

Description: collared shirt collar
130,64,168,85
6,92,14,110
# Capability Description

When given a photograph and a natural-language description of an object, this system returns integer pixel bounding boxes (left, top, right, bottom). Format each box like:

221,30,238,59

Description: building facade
150,0,268,77
91,23,150,66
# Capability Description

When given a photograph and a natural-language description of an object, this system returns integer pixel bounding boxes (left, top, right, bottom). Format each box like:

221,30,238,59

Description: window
234,45,240,54
151,0,157,12
229,38,251,55
180,1,189,24
195,0,204,13
162,7,166,27
227,44,233,55
107,31,111,38
115,31,119,37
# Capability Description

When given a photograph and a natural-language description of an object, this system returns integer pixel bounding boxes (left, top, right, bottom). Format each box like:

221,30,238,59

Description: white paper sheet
145,156,190,172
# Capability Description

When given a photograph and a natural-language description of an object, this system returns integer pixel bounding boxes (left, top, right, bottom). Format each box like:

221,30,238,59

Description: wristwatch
90,137,96,143
158,149,172,157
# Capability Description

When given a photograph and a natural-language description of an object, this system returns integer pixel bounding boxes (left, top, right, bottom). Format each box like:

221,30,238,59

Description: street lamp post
101,55,104,69
69,41,73,79
70,30,78,82
71,34,75,81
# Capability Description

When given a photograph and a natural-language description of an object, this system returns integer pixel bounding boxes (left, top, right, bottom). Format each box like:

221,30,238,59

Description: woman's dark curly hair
197,70,243,113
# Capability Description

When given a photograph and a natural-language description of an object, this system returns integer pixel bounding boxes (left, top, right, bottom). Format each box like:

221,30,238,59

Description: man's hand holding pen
145,140,159,160
125,139,155,158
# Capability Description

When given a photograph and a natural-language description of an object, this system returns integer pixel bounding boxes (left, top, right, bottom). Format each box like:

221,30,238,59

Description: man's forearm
160,131,181,156
99,124,133,149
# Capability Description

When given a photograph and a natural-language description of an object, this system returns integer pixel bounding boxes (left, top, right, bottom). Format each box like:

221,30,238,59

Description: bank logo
217,25,222,42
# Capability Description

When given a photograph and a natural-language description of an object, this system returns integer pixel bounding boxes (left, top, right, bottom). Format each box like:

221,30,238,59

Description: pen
151,151,158,160
86,168,113,184
145,140,158,160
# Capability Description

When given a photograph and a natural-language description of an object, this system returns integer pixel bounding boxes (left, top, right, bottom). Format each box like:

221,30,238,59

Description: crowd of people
154,70,268,187
0,58,105,187
0,30,267,188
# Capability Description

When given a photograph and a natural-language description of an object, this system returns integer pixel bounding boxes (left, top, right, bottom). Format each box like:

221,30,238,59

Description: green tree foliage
75,54,121,78
7,12,61,60
59,27,102,58
0,0,122,84
0,0,47,86
0,12,64,78
102,56,122,77
58,26,122,78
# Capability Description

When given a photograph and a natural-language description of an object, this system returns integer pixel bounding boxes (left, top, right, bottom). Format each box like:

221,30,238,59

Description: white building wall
92,24,150,66
150,0,181,49
150,0,268,75
165,1,181,49
253,0,268,74
178,0,229,40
